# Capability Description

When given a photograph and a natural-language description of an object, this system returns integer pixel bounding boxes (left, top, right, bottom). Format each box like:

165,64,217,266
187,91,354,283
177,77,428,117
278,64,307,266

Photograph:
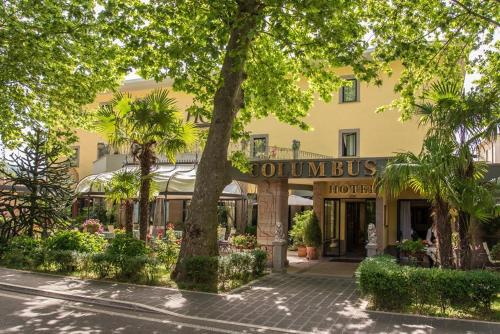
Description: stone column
257,179,289,267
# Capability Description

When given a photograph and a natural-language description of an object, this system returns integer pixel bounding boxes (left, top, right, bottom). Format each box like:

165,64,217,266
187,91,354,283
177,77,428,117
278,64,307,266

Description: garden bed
0,231,268,293
356,255,500,321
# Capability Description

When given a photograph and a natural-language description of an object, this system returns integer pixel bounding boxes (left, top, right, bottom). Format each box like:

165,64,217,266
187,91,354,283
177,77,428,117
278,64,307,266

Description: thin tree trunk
139,146,153,241
433,200,454,268
456,212,471,269
124,200,134,235
173,0,263,281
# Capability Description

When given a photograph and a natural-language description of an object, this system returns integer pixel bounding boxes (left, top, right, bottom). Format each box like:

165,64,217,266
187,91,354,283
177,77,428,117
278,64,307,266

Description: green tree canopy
100,0,499,280
0,0,122,147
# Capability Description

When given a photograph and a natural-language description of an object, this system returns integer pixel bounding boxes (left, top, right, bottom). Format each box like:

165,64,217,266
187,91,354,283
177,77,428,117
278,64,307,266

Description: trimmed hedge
356,255,500,313
182,249,269,292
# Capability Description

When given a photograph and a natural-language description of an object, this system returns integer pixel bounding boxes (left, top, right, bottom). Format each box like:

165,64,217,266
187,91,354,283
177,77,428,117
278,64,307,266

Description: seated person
424,222,437,267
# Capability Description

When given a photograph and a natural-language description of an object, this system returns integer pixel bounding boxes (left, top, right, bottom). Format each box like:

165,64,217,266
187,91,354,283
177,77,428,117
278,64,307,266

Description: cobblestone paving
0,268,498,333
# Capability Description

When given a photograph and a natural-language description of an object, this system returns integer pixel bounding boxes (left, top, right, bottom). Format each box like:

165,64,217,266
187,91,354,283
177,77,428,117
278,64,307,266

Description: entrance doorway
323,199,376,258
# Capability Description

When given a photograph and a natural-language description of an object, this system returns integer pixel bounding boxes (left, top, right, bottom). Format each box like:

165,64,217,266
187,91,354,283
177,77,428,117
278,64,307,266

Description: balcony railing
108,145,331,167
244,146,331,161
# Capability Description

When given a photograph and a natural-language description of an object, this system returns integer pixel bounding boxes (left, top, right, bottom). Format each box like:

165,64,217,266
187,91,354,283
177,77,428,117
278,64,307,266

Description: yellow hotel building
74,61,431,260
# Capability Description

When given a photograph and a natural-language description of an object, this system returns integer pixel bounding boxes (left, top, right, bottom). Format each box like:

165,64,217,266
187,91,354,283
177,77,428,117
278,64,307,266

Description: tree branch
451,0,500,27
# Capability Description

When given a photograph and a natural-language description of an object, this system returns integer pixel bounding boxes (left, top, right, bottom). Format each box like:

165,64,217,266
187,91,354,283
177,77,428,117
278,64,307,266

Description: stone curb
0,281,311,334
0,266,269,297
366,308,500,326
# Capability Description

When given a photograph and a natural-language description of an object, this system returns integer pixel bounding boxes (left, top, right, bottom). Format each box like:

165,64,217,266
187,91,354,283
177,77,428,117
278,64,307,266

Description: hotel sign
249,159,386,179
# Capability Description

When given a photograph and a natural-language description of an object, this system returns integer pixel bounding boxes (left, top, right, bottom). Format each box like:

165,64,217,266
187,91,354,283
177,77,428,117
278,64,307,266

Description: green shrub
183,255,219,291
45,230,106,253
356,255,500,313
91,253,115,278
119,255,149,280
251,249,267,276
290,210,309,247
107,233,148,258
151,233,179,270
356,255,411,310
397,239,425,255
303,212,322,247
244,225,257,236
46,250,79,272
231,234,257,249
105,234,149,279
491,243,500,261
2,236,45,269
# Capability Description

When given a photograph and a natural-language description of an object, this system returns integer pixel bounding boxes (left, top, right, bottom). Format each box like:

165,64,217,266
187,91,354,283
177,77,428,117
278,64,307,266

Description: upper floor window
339,130,359,157
340,78,358,103
251,135,268,159
97,142,109,159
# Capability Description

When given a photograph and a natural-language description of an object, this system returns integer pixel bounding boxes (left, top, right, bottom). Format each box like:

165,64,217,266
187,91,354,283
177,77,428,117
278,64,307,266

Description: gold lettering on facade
261,163,276,177
328,183,375,195
331,161,344,177
308,161,325,177
291,162,303,177
347,160,360,176
364,160,377,176
277,162,285,177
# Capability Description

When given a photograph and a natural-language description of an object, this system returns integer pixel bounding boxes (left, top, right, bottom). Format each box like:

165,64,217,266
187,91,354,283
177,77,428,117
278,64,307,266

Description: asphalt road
0,291,249,334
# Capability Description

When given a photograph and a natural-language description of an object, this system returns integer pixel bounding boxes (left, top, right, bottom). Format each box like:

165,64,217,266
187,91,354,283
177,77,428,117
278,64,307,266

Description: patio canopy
288,195,313,206
76,164,245,200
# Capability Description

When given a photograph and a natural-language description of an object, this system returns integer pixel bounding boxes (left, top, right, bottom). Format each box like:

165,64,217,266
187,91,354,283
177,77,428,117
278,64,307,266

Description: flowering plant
82,219,103,234
232,234,257,249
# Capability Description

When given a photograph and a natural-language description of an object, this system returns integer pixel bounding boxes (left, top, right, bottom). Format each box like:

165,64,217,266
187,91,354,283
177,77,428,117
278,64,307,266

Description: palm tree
377,136,458,268
96,89,196,241
415,80,499,268
101,170,141,234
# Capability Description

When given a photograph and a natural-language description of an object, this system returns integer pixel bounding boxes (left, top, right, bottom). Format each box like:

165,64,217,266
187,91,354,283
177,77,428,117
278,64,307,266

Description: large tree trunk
433,200,454,268
138,146,153,241
124,200,134,235
173,0,263,281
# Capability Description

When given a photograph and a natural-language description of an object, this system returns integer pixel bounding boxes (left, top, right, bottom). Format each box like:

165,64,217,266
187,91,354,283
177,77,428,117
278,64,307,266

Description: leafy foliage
231,234,257,249
303,212,322,248
356,256,500,313
45,230,107,253
290,210,311,247
0,129,75,242
95,89,196,240
0,0,121,146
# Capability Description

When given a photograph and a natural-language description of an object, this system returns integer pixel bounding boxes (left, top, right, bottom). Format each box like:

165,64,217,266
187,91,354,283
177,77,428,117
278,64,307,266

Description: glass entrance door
323,199,340,256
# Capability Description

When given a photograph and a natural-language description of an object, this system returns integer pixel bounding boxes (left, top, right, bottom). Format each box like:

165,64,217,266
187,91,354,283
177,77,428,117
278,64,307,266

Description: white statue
274,221,285,241
367,223,377,245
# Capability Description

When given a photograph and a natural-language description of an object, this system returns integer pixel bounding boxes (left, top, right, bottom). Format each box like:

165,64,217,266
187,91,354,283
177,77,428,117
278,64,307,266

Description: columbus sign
248,158,387,179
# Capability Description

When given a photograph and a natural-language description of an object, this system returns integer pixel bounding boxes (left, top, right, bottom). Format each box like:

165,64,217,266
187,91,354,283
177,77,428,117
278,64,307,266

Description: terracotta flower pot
306,246,319,260
297,246,307,257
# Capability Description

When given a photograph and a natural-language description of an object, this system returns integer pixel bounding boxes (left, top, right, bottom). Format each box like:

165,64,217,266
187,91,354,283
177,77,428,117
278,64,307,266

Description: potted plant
304,212,322,260
232,234,257,250
82,219,103,234
397,239,425,264
290,211,308,257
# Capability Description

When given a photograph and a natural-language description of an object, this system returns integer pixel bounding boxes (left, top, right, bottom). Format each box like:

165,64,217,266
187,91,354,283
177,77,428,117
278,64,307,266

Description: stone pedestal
366,243,377,257
272,240,287,273
256,179,289,265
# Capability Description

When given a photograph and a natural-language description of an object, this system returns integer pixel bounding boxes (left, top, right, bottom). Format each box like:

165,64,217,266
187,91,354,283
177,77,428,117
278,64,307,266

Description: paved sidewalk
0,267,498,333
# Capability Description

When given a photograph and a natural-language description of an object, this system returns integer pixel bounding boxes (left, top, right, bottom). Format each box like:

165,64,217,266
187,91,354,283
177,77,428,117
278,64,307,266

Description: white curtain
400,200,412,240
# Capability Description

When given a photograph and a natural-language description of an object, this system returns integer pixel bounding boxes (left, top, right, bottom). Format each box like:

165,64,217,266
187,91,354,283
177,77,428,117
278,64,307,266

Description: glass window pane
342,133,357,156
252,137,267,158
342,79,357,102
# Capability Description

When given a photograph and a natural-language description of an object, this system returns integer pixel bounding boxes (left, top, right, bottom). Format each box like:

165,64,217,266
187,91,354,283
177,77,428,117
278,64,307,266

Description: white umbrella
288,195,313,206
